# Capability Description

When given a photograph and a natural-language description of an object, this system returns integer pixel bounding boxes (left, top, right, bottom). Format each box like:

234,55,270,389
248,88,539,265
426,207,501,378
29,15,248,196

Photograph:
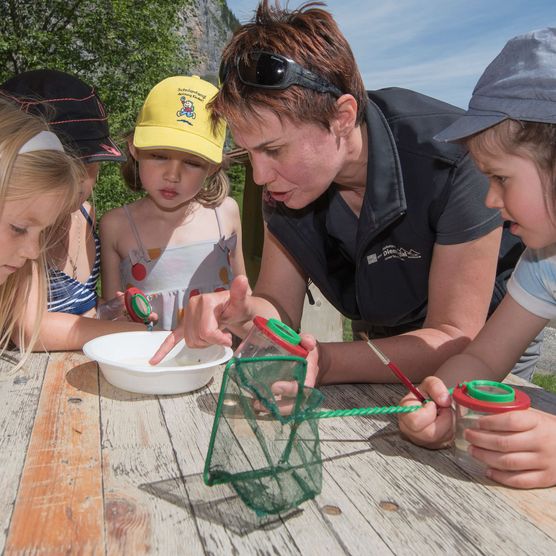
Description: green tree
0,0,196,217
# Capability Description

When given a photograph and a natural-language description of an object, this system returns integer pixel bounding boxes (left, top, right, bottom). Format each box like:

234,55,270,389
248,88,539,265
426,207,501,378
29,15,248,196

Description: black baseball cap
435,27,556,143
0,68,126,163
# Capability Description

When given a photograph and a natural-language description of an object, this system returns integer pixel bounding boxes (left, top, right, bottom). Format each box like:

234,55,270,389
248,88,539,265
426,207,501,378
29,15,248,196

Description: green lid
131,292,152,320
267,318,301,346
465,380,515,403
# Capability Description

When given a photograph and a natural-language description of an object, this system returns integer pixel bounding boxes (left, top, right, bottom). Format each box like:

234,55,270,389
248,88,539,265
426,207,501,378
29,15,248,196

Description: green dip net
204,355,419,516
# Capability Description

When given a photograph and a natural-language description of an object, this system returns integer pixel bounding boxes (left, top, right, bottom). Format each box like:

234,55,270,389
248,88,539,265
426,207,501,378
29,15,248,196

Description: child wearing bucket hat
100,75,245,330
399,27,556,489
0,69,149,351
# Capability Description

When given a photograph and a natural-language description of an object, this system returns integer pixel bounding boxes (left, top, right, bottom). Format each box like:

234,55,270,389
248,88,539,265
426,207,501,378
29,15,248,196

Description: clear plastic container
234,317,308,359
452,380,530,476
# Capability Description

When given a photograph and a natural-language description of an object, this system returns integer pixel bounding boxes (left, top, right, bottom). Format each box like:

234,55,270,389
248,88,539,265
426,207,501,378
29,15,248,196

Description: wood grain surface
1,351,555,555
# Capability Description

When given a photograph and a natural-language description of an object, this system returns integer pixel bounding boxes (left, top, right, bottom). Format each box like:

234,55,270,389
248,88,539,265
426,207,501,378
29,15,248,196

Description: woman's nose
250,155,274,186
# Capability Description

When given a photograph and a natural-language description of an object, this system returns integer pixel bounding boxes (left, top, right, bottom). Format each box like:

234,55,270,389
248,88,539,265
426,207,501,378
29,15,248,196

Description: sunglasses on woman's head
219,51,343,97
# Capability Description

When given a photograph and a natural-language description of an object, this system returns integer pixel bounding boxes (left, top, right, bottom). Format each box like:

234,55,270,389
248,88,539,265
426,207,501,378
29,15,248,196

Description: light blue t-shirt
507,244,556,319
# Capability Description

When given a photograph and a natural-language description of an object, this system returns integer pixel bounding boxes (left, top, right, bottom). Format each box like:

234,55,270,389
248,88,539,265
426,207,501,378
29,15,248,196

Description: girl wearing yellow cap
100,76,245,330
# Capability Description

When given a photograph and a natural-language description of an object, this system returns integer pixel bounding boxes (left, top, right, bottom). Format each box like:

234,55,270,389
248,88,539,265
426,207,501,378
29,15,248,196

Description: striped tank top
47,205,100,314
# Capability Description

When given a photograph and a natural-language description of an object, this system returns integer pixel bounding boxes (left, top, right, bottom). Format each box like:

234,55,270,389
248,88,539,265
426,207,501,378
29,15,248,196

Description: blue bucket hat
435,27,556,143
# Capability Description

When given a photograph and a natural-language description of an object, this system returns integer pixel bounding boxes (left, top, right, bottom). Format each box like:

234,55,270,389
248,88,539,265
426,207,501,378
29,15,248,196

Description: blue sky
226,0,556,108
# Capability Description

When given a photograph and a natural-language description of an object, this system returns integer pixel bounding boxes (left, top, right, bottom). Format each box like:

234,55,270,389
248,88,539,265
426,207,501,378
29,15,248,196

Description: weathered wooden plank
0,352,49,554
4,352,104,554
313,383,556,555
5,348,555,554
160,369,341,555
484,376,556,540
98,374,205,555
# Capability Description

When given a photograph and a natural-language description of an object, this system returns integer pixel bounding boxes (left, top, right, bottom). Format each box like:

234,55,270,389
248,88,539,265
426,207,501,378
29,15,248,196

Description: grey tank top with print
119,204,236,330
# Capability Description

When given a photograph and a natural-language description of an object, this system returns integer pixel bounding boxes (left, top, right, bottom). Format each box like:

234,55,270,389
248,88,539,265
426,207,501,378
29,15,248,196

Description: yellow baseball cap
133,75,226,164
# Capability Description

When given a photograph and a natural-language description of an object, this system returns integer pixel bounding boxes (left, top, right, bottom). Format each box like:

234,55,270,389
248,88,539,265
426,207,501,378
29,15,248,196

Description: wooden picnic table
1,349,556,555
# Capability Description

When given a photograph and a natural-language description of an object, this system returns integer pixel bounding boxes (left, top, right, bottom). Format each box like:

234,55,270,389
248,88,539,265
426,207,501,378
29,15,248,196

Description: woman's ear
331,94,358,137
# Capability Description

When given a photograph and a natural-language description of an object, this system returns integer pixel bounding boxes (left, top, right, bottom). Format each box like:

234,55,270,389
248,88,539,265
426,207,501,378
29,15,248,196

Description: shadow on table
514,384,556,415
139,444,375,536
65,362,215,402
139,472,301,535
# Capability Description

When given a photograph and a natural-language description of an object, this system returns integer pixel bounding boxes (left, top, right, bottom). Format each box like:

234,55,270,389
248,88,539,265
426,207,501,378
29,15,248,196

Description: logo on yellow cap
176,96,196,122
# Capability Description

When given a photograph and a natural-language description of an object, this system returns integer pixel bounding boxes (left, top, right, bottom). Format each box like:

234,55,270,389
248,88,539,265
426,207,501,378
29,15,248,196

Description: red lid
124,287,151,323
253,316,308,358
453,381,530,413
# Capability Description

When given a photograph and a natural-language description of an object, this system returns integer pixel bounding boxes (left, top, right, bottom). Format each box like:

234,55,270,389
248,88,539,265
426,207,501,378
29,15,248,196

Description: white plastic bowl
83,331,233,395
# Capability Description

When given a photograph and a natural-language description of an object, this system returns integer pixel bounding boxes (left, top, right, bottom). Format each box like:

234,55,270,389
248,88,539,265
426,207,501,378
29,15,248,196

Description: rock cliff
181,0,239,80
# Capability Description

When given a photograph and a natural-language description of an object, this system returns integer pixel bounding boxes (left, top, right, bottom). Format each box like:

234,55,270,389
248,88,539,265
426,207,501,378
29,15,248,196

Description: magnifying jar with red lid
452,380,530,476
124,287,154,330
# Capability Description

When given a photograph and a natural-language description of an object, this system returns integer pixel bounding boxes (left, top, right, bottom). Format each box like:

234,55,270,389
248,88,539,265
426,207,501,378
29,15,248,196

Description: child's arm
466,409,556,488
99,208,126,301
15,265,146,351
398,294,548,448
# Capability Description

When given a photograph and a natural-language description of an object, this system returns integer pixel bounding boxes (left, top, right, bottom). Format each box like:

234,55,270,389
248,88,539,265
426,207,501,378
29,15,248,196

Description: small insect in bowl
83,331,233,395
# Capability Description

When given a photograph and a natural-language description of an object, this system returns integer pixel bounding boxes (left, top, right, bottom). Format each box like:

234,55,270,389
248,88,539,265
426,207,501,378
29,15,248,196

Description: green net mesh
204,356,323,516
204,355,420,516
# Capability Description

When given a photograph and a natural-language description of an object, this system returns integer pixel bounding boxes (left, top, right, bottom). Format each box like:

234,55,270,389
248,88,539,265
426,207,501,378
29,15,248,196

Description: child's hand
466,408,556,489
150,327,184,365
96,291,126,320
398,376,454,449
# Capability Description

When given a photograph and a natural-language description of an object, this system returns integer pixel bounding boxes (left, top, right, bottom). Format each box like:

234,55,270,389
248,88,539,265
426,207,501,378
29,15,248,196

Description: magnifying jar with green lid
234,316,308,359
452,380,530,476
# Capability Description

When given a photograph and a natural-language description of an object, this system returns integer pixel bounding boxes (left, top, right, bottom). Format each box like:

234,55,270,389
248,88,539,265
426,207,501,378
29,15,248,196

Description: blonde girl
0,99,81,366
100,76,245,330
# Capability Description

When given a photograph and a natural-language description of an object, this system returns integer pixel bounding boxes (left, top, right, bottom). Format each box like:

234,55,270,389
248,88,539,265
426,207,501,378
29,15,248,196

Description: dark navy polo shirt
264,88,520,332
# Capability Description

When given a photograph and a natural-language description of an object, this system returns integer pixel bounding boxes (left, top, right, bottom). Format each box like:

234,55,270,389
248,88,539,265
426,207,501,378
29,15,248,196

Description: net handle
308,387,455,419
308,404,421,419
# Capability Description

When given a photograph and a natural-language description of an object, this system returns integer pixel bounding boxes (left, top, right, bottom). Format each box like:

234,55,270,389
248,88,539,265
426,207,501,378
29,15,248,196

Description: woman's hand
466,408,556,489
398,376,454,449
184,274,252,347
269,334,320,399
149,275,252,365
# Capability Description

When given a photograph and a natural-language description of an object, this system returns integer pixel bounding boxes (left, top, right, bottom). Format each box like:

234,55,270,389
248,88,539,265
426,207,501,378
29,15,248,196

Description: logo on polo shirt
367,244,422,265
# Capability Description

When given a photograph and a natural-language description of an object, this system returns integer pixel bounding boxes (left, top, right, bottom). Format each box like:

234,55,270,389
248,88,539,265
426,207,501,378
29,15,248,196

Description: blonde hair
0,99,82,369
120,131,230,207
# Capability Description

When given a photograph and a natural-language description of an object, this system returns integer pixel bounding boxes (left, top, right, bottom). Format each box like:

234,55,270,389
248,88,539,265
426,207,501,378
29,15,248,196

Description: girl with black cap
0,69,149,349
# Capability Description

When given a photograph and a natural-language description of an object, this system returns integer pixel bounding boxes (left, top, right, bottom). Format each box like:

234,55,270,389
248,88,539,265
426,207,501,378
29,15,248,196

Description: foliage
0,1,195,126
227,162,245,215
0,0,198,217
532,372,556,394
341,317,353,342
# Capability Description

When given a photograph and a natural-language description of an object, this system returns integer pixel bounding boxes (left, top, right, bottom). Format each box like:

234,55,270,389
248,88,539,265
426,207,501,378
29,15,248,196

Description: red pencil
360,333,426,403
